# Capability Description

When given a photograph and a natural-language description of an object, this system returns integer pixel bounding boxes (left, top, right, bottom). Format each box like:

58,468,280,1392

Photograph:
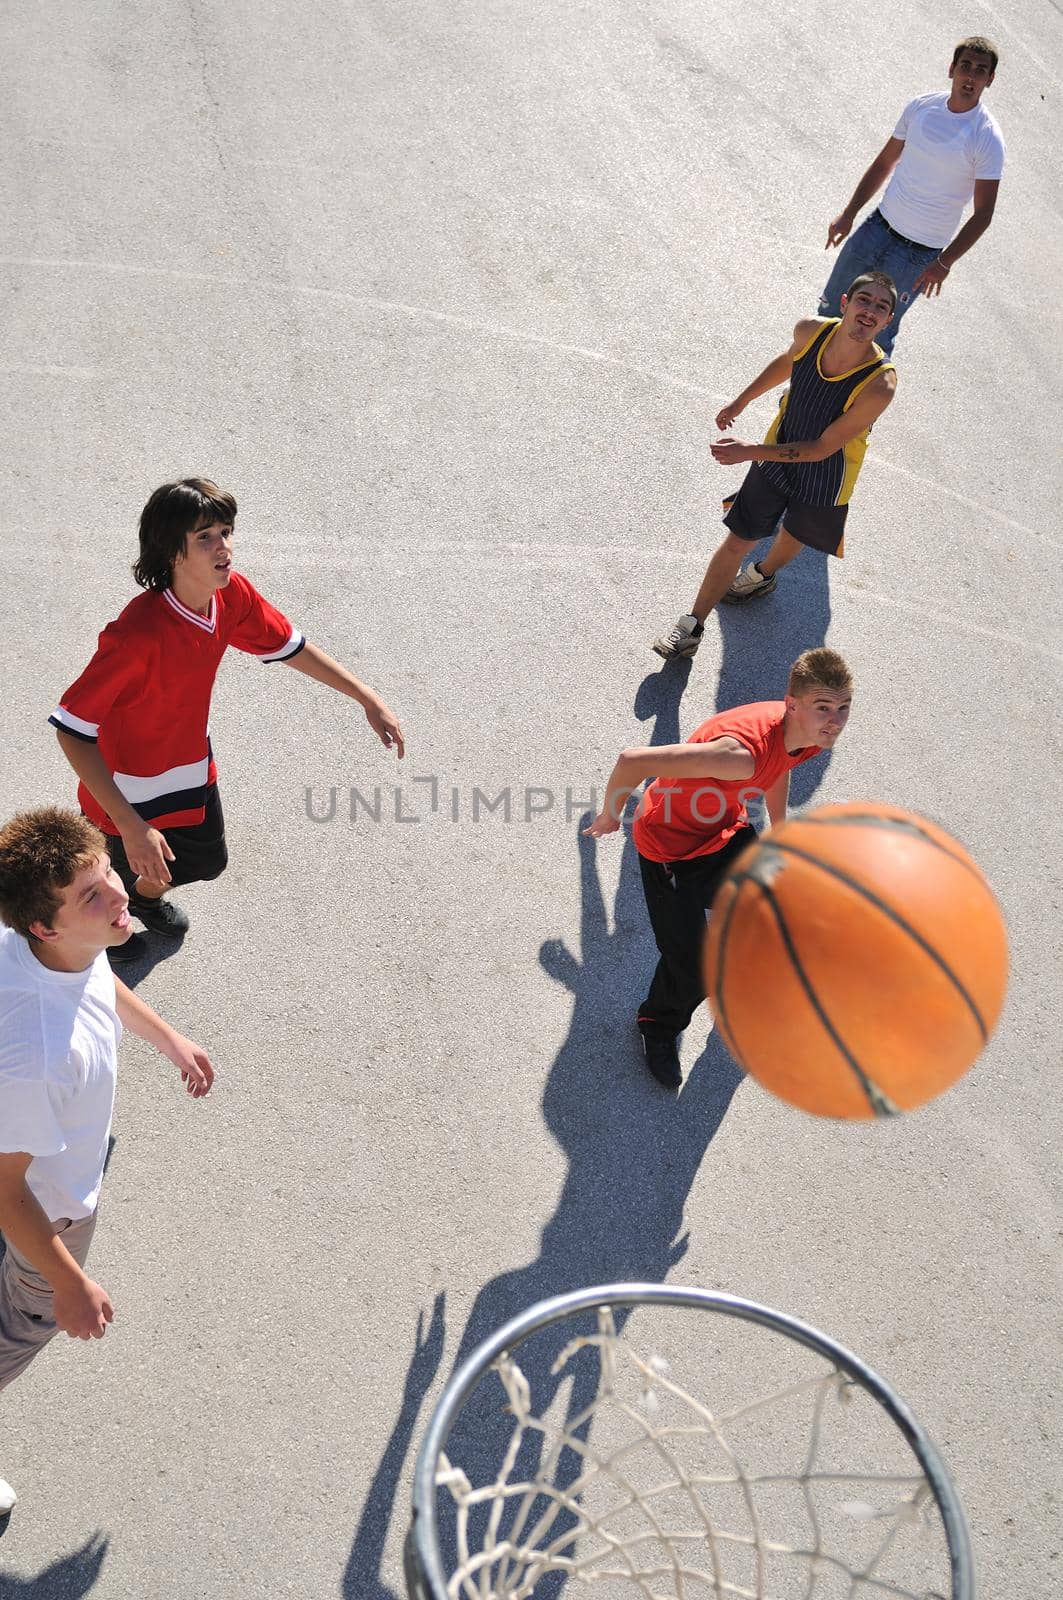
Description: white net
431,1307,956,1600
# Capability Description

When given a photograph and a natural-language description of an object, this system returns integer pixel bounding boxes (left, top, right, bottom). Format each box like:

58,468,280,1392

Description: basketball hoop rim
406,1282,974,1600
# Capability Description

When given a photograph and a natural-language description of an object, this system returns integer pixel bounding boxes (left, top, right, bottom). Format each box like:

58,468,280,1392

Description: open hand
913,258,950,297
826,212,853,248
365,699,405,758
122,823,174,886
165,1033,215,1097
582,810,621,839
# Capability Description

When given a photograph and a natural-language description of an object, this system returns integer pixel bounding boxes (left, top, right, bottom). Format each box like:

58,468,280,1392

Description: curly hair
0,808,107,939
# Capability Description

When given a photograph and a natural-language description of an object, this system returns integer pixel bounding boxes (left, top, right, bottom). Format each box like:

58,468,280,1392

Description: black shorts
105,784,228,891
723,464,848,556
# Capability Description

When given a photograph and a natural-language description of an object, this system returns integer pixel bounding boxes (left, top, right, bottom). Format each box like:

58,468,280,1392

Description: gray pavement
1,0,1061,1595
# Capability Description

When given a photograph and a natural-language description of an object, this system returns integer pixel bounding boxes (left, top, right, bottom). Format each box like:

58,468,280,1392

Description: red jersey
50,574,303,832
632,701,820,864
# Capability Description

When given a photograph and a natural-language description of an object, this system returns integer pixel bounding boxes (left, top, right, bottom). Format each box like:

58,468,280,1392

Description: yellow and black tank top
761,321,893,507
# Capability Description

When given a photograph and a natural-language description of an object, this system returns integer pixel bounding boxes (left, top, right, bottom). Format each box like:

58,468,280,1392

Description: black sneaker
641,1032,682,1090
130,895,190,936
108,931,150,965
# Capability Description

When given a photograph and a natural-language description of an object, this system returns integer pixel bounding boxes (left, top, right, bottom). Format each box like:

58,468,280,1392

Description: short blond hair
788,648,853,698
0,808,106,939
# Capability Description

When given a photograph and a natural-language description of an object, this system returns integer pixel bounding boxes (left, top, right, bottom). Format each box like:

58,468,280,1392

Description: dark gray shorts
105,783,228,891
723,464,848,556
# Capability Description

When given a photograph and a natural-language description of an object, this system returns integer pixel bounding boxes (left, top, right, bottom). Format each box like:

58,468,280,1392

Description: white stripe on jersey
163,589,217,633
51,706,100,740
254,628,305,662
112,756,211,804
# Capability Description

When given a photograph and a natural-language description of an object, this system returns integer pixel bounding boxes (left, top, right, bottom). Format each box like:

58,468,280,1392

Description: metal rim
407,1282,975,1600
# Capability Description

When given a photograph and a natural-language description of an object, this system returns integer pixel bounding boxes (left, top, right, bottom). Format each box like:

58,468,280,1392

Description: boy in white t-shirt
0,807,214,1517
818,37,1004,352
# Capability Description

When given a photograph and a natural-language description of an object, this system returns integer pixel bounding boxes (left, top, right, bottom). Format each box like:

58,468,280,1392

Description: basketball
703,802,1009,1118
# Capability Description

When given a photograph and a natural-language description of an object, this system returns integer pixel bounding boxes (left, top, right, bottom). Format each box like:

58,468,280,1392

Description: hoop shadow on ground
0,1534,108,1595
344,660,759,1595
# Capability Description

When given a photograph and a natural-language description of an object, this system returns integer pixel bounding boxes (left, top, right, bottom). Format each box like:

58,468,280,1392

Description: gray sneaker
652,613,703,660
721,562,777,604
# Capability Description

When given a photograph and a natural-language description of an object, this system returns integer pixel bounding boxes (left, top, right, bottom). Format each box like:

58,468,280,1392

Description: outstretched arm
711,367,896,467
715,349,795,431
284,642,405,757
716,317,827,430
913,178,999,296
113,978,214,1097
826,137,904,247
583,737,756,838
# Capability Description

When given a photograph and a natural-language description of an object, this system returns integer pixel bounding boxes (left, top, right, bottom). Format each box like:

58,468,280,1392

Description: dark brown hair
0,808,107,939
846,271,898,315
133,478,238,593
951,36,999,73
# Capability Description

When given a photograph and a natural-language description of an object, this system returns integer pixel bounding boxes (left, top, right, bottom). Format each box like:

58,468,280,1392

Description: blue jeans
818,209,939,356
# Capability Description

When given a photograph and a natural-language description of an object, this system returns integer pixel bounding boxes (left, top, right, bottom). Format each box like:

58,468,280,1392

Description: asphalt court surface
1,1,1061,1595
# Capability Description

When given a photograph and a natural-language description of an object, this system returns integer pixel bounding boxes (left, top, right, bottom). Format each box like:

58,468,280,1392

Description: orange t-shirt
631,701,820,864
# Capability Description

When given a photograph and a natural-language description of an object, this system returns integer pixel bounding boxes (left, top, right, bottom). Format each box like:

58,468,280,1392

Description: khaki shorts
0,1211,97,1392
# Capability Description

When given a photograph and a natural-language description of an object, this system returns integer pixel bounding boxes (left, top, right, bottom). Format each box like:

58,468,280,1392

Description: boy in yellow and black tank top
652,273,898,662
760,320,892,513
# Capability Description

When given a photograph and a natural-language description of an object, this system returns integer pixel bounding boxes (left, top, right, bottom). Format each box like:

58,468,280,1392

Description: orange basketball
703,802,1009,1119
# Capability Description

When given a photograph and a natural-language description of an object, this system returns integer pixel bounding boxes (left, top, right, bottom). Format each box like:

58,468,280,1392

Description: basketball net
432,1307,953,1599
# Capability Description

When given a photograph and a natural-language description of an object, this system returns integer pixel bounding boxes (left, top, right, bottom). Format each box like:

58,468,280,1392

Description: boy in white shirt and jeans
0,807,214,1516
819,36,1004,352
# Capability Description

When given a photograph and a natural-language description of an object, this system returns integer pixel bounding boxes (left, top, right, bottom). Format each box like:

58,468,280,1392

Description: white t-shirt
880,92,1005,249
0,927,121,1221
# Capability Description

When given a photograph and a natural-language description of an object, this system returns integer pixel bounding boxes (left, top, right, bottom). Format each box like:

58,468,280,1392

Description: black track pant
637,826,757,1039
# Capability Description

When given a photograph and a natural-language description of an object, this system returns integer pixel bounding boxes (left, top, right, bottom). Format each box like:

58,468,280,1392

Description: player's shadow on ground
109,931,185,991
0,1533,108,1595
713,544,834,809
342,1297,446,1599
344,662,745,1596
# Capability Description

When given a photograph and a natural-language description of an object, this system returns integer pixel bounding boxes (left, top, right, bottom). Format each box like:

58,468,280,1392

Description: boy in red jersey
584,649,853,1088
51,479,404,960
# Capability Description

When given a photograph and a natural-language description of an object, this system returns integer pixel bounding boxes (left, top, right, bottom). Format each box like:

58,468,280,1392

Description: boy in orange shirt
586,649,853,1088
